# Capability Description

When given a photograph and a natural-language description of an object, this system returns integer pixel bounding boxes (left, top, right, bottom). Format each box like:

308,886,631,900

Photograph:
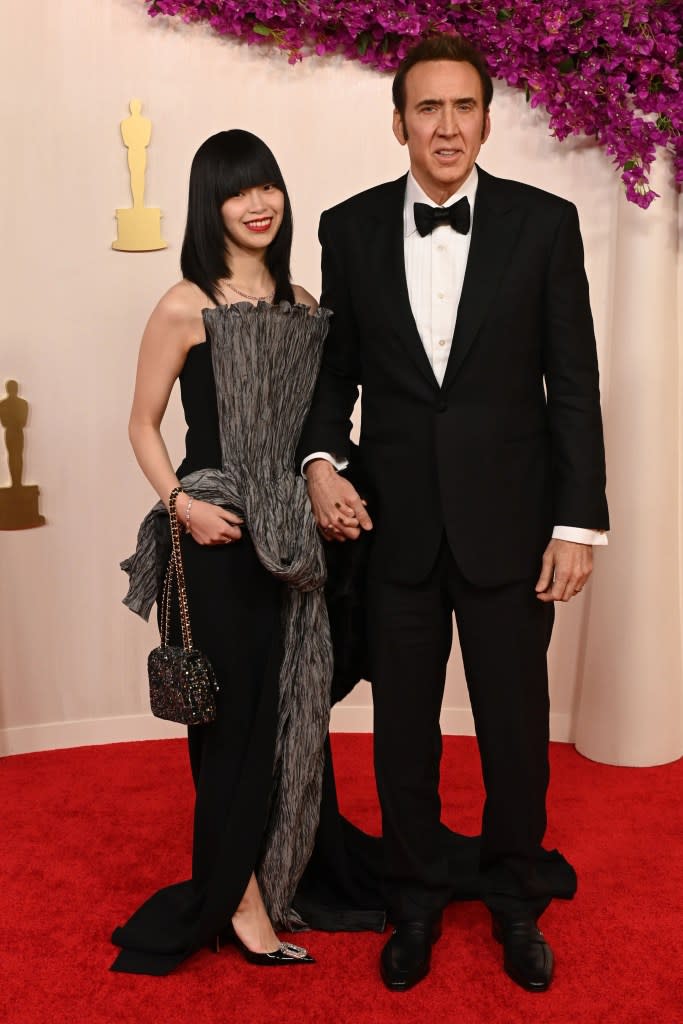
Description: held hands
305,460,373,542
535,539,593,603
175,493,243,546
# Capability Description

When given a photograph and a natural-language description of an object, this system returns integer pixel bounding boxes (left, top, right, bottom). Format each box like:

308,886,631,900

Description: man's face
393,60,490,204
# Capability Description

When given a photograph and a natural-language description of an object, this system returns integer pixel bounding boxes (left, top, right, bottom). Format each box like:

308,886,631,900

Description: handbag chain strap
160,486,194,652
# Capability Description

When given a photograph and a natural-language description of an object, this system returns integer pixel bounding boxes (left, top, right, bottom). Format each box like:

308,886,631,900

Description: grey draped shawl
121,301,333,928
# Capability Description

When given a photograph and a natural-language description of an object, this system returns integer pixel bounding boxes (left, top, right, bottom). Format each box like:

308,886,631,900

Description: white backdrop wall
1,1,681,763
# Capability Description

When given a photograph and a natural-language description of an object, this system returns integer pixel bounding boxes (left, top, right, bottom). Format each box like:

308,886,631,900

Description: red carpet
2,735,682,1024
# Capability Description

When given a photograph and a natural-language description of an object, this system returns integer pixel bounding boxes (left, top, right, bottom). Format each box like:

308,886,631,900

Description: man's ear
393,108,408,146
481,110,491,144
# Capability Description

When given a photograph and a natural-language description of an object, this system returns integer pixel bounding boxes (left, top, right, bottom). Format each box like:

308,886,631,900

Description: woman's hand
176,494,243,545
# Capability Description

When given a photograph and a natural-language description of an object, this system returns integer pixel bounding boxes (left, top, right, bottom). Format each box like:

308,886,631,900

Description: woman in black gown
112,130,360,974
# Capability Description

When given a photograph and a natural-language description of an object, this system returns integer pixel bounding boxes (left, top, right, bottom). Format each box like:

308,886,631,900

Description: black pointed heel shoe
235,937,315,966
212,926,315,965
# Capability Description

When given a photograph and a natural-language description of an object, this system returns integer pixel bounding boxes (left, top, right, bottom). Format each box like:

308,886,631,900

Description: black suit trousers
368,539,555,922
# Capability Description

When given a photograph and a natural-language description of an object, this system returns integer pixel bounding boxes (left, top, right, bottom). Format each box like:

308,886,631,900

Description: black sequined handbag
148,487,219,726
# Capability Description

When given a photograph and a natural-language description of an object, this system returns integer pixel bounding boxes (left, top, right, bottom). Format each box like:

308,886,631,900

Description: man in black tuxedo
299,35,608,993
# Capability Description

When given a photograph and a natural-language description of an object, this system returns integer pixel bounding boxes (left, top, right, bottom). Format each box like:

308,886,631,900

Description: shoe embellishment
271,942,310,959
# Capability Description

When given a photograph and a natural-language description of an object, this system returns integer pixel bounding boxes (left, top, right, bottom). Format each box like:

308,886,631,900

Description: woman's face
221,183,285,254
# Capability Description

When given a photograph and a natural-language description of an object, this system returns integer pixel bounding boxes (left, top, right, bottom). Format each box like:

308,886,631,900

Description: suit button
437,401,448,413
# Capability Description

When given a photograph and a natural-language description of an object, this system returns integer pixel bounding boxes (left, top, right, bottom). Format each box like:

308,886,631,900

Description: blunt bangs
197,130,287,205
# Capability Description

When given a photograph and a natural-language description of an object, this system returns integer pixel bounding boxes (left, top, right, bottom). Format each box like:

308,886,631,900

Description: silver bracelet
185,496,194,532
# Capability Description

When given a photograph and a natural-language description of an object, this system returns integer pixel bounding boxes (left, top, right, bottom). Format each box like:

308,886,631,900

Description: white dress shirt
404,167,477,386
304,168,607,546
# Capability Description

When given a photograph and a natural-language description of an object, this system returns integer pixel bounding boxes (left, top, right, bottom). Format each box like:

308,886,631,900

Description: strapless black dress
112,340,287,974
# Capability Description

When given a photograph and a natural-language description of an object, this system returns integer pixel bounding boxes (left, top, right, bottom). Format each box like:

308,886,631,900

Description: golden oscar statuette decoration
112,99,167,252
0,380,46,530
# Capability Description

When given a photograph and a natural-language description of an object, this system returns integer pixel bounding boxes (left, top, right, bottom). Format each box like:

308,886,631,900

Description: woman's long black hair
181,130,294,305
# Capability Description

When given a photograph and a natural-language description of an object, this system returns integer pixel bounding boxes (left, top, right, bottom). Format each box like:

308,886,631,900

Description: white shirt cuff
552,525,608,546
301,451,349,477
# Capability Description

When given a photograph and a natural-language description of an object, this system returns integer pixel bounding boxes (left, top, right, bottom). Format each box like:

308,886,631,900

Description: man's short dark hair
392,35,494,118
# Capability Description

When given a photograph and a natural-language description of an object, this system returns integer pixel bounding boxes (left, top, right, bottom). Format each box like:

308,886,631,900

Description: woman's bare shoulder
154,279,210,321
142,280,209,352
291,284,319,312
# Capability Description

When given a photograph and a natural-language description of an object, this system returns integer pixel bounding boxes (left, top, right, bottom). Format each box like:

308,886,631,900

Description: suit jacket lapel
370,176,440,390
441,167,524,391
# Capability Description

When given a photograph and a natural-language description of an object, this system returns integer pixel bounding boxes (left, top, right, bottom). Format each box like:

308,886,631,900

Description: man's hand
535,539,593,602
305,459,373,542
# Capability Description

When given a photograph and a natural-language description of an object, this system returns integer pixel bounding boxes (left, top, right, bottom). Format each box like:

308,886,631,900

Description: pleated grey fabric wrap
121,301,333,928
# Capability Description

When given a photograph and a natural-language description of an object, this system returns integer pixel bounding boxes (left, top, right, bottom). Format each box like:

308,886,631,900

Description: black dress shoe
380,914,443,991
492,915,554,992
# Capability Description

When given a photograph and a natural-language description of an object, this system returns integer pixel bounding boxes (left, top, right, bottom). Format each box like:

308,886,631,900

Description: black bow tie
413,197,471,237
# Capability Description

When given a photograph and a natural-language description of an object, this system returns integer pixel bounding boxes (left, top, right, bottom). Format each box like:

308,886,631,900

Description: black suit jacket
299,167,609,586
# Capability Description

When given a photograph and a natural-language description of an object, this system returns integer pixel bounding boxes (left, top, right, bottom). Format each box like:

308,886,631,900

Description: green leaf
622,11,631,28
656,114,673,132
623,160,636,171
497,8,513,22
252,23,272,36
558,56,575,74
357,31,371,56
